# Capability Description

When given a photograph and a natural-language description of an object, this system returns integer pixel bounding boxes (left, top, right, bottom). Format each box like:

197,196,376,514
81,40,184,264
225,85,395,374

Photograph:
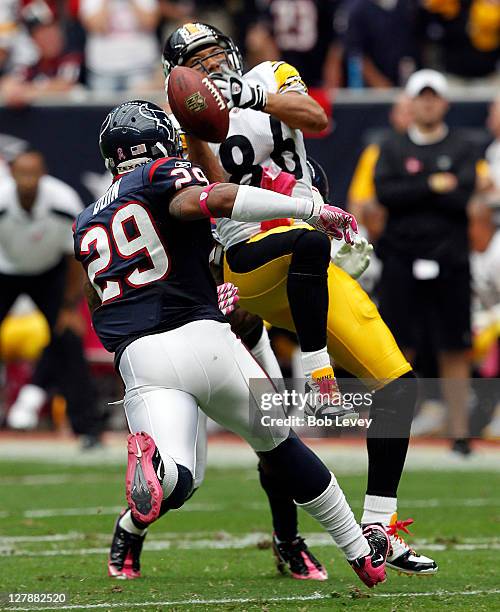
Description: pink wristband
199,182,220,217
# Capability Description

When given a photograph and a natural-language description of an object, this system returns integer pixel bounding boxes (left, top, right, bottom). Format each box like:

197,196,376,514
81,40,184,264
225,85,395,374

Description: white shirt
79,0,158,75
471,230,500,309
0,174,83,275
486,139,500,189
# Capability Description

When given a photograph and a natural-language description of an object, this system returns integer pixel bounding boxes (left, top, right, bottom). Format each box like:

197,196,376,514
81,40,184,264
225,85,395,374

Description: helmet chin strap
116,157,152,174
155,142,170,157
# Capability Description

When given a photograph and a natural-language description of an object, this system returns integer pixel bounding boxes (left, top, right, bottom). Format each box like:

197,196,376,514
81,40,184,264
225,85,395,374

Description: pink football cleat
126,432,164,524
349,524,389,588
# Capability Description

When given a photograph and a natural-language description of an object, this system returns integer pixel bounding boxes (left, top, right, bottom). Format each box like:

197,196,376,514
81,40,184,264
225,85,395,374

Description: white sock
301,347,330,378
13,384,47,414
250,327,286,393
361,495,397,526
119,509,147,536
296,473,370,561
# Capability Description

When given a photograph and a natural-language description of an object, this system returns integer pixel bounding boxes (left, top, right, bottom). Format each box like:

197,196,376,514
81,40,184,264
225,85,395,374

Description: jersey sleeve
147,157,210,207
270,61,308,96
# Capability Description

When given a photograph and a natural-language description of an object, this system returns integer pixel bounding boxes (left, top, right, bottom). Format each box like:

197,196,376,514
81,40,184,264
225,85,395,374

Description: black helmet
162,22,243,77
306,157,330,201
99,100,182,175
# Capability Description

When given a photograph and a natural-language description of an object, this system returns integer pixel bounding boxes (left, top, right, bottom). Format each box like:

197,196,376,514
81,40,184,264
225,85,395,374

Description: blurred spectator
157,0,194,39
0,0,38,82
485,95,500,209
0,150,102,447
242,0,343,88
79,0,160,91
348,94,413,242
344,0,420,88
422,0,500,84
1,1,82,106
469,199,500,436
374,69,479,455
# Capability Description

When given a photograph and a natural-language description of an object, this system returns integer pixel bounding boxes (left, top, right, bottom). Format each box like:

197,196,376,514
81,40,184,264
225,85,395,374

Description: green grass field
1,446,499,612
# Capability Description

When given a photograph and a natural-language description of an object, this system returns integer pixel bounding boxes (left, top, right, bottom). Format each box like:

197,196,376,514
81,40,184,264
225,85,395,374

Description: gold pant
0,312,50,362
224,225,411,389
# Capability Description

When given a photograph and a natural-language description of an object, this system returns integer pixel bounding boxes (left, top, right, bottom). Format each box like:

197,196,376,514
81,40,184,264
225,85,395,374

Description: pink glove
217,282,239,316
310,204,358,244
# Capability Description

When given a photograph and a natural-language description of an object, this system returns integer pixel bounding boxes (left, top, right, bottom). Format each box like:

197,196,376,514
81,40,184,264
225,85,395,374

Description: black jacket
374,128,477,266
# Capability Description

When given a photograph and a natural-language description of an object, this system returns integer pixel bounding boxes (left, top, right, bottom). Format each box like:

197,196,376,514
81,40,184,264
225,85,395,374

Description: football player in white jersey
162,23,438,580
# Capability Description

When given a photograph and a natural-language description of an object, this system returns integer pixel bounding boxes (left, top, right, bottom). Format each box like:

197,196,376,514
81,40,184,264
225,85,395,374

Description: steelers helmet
162,22,243,77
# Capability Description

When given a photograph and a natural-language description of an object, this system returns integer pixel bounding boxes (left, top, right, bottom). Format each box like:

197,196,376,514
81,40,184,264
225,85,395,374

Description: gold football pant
0,312,50,362
224,225,411,390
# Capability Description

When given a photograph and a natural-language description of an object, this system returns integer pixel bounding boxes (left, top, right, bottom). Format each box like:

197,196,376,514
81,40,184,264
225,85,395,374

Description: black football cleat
385,514,438,575
108,511,146,579
272,534,328,581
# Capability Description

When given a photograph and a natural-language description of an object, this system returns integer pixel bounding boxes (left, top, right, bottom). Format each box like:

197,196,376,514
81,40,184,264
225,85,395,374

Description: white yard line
1,532,499,546
22,503,224,519
6,589,500,611
0,474,112,486
1,440,499,473
2,533,499,556
3,497,497,519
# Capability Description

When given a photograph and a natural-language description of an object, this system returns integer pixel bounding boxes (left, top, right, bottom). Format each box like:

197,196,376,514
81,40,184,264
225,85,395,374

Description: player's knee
371,370,417,423
290,230,331,275
159,464,193,513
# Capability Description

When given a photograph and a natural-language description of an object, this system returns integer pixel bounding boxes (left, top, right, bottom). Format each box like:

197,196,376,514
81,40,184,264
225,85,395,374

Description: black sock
257,435,331,504
366,371,417,497
286,231,330,352
258,460,298,541
129,464,193,529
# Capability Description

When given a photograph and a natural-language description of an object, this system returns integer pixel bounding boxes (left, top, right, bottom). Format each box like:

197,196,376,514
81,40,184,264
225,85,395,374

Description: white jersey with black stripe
209,61,313,250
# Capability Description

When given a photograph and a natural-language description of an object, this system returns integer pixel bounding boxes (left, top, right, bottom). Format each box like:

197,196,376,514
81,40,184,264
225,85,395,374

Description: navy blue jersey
74,157,226,359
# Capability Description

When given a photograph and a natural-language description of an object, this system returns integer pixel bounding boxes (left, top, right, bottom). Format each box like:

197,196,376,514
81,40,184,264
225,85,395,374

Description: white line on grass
6,589,500,611
0,474,113,486
2,532,499,546
6,497,499,519
3,534,500,556
22,503,224,518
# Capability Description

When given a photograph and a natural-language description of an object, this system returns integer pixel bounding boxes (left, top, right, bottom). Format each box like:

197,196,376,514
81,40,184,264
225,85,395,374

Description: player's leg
225,226,346,413
226,245,434,574
228,309,285,392
435,263,472,454
107,385,201,580
198,322,389,588
229,309,326,578
27,260,102,441
324,264,437,574
108,328,213,579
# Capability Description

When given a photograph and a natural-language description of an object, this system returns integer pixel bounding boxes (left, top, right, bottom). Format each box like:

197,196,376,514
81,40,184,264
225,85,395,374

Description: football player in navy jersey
73,99,390,587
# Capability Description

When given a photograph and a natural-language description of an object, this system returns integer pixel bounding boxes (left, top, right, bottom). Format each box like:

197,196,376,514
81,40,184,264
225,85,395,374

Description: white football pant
119,320,289,487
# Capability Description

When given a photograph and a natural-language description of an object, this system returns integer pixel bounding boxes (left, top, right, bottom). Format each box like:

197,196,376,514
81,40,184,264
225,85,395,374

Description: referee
1,150,101,445
374,70,478,456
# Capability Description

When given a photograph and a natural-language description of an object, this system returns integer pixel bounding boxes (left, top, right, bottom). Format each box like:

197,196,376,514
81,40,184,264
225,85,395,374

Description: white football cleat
6,384,46,430
385,514,438,576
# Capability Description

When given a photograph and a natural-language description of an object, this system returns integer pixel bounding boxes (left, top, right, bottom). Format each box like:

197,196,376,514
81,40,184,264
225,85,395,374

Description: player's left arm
211,63,327,132
264,91,327,132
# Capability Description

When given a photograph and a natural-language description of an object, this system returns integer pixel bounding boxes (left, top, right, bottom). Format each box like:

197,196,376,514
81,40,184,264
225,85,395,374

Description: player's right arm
168,183,316,221
149,157,358,242
169,182,358,243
